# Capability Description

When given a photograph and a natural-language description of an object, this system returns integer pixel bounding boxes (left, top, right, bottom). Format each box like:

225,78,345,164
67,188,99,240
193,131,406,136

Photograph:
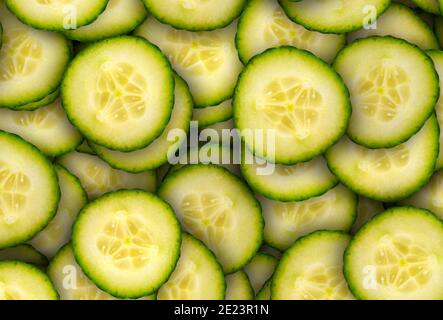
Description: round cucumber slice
65,0,147,42
30,165,87,259
192,99,233,128
57,151,156,200
278,0,392,33
244,253,277,294
0,132,59,249
5,0,109,31
236,0,345,64
348,3,439,50
0,98,82,157
0,3,70,108
325,116,439,202
345,206,443,300
334,36,439,148
241,153,338,202
351,196,384,234
411,0,440,13
233,47,350,165
72,190,181,299
62,36,174,152
89,75,193,173
135,17,243,108
16,88,59,111
0,261,58,299
256,279,271,300
0,244,48,268
400,170,443,220
427,50,443,170
158,164,263,274
141,0,246,31
261,184,357,251
225,271,254,300
272,231,354,300
157,233,225,300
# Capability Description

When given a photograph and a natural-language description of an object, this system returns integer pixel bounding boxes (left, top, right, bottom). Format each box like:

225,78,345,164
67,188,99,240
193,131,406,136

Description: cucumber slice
427,50,443,170
157,233,225,300
234,47,350,165
411,0,440,13
62,36,174,152
278,0,392,33
30,165,87,259
236,0,345,64
141,0,246,31
334,36,438,148
0,261,58,299
256,279,271,300
135,17,243,107
348,3,439,50
76,141,95,155
0,3,70,108
5,0,109,31
0,244,48,268
241,153,338,202
272,231,354,300
65,0,147,42
89,75,193,173
192,99,233,128
16,88,59,111
225,271,254,300
345,206,443,300
244,253,277,294
0,132,59,249
260,184,357,251
351,196,384,234
72,190,181,299
158,164,263,274
400,170,443,220
57,151,156,200
0,98,82,157
325,116,439,202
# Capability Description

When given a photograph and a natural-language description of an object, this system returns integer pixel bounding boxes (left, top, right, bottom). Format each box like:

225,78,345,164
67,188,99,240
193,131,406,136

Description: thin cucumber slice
192,99,233,127
0,3,70,108
135,17,243,107
157,233,225,300
76,141,95,155
57,151,156,200
0,132,59,249
400,170,443,220
351,196,384,234
334,36,438,148
261,184,357,251
236,0,345,64
411,0,440,13
0,98,82,157
158,164,263,274
348,3,439,50
65,0,147,42
272,231,354,300
5,0,109,31
427,50,443,170
0,261,58,299
278,0,392,33
244,253,277,294
345,207,443,300
225,271,254,300
241,152,338,202
29,165,87,259
234,47,350,165
0,244,48,268
16,88,59,111
89,75,193,173
256,279,271,300
62,36,174,152
72,190,181,299
141,0,246,31
325,116,439,202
